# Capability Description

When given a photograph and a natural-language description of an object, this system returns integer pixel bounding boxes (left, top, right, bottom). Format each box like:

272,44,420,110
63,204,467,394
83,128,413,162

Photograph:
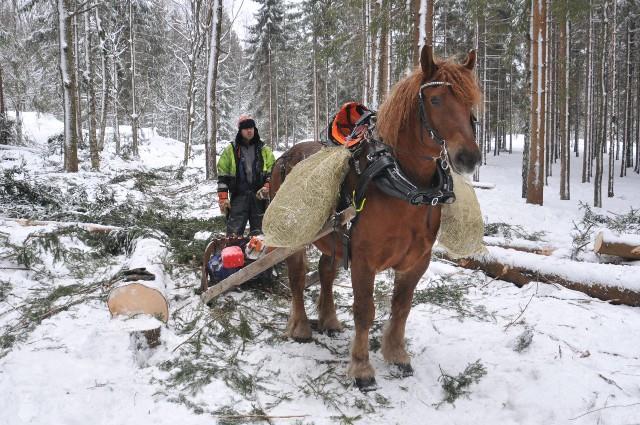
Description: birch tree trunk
205,0,222,180
57,0,79,172
527,0,546,205
129,0,139,157
84,12,99,170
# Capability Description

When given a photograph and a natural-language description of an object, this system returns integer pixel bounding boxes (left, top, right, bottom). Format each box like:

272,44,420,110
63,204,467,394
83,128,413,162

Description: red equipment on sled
328,102,374,148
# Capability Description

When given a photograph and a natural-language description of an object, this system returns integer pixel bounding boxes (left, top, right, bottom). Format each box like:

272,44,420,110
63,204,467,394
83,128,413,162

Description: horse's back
270,141,324,194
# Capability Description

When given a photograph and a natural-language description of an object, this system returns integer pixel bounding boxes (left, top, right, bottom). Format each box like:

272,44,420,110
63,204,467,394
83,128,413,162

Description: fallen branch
0,217,122,233
484,236,556,256
441,247,640,307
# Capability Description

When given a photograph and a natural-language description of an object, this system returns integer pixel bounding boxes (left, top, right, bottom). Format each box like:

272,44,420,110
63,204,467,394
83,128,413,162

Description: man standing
217,115,276,236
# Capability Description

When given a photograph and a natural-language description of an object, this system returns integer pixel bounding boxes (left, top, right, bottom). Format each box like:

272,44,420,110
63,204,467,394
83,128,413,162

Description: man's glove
256,182,270,200
218,192,230,216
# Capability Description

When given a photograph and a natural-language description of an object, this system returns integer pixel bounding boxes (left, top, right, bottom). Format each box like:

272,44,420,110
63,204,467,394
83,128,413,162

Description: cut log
107,238,169,322
594,230,640,260
440,246,640,307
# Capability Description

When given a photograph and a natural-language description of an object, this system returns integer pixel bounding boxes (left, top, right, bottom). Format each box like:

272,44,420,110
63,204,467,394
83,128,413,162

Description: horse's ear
463,49,476,70
420,45,437,80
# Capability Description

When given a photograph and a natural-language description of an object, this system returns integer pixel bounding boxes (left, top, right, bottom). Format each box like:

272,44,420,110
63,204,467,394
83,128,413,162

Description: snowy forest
1,0,640,424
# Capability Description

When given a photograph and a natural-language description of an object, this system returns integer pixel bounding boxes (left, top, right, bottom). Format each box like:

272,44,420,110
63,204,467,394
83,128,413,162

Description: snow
1,114,640,424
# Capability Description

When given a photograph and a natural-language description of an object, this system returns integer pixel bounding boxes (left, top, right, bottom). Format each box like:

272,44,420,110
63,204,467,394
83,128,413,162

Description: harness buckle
431,197,439,206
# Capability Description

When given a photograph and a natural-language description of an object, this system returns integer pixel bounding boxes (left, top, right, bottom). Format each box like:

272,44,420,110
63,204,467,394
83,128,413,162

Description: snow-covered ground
1,114,639,425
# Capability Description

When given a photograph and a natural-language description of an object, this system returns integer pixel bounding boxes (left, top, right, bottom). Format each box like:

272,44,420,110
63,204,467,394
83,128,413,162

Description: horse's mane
377,59,482,146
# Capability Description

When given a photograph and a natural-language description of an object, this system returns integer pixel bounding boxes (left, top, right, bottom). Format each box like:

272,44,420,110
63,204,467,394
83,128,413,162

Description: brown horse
269,46,482,390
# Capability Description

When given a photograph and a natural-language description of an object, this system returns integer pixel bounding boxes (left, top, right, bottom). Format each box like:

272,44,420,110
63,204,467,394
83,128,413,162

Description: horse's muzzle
454,148,482,174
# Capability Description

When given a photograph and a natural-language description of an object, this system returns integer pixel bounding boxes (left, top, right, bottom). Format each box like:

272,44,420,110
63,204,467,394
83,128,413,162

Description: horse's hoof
292,336,313,343
394,362,414,377
354,376,378,392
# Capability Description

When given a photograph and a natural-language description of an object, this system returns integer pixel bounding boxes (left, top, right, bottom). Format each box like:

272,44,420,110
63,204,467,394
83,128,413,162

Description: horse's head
418,46,482,174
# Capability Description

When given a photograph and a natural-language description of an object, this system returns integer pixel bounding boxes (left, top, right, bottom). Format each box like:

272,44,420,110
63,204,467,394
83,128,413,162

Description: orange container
221,246,245,268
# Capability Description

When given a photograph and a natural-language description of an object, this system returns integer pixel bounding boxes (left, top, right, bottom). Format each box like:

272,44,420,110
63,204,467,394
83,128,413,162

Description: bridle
417,81,479,171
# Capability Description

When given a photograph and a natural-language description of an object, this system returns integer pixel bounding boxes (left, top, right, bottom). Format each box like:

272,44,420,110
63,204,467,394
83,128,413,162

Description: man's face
241,127,254,141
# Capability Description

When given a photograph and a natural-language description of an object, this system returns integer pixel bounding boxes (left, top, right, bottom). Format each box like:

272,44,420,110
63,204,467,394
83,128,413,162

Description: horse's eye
430,96,442,106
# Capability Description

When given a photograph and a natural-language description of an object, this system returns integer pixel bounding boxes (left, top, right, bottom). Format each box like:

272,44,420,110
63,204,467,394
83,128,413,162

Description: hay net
263,146,352,248
437,172,487,259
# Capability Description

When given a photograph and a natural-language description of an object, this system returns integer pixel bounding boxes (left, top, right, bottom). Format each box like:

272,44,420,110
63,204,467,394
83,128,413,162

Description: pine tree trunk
362,0,369,102
527,0,546,206
57,0,79,172
129,0,139,157
594,1,609,208
607,0,617,198
84,12,100,170
621,25,631,177
95,7,109,152
377,0,389,105
425,0,433,47
583,1,593,183
73,9,83,151
0,65,7,145
559,7,569,200
112,60,120,155
205,0,222,180
312,34,319,142
267,44,274,146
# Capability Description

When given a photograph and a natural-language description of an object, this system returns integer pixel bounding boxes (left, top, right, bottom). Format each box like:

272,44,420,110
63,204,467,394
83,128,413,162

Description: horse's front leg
381,257,431,376
348,261,377,389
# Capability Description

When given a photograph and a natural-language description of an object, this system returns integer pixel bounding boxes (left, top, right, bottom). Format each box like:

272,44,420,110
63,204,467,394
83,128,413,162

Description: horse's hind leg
381,262,429,376
285,250,312,342
317,254,342,334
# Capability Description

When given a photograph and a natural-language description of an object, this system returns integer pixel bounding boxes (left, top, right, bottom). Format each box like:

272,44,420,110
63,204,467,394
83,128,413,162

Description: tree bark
594,231,640,260
594,1,608,208
559,6,570,200
205,0,222,179
95,7,109,152
0,65,7,145
447,253,640,307
57,0,79,172
84,12,100,170
607,0,617,198
129,0,139,157
527,0,546,205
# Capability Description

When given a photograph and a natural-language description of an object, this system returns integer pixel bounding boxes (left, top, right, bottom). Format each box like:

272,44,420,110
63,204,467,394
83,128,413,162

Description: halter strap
418,81,452,147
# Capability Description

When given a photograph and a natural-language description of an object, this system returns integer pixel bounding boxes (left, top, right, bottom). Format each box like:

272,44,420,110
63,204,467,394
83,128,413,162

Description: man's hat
237,114,256,130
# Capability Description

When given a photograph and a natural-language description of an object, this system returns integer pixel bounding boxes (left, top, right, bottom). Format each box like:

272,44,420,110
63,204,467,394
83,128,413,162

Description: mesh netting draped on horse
263,146,352,248
263,145,486,256
437,172,487,258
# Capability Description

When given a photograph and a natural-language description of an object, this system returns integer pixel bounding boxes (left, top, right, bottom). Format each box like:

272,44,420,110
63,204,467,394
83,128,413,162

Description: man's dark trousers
226,191,266,236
